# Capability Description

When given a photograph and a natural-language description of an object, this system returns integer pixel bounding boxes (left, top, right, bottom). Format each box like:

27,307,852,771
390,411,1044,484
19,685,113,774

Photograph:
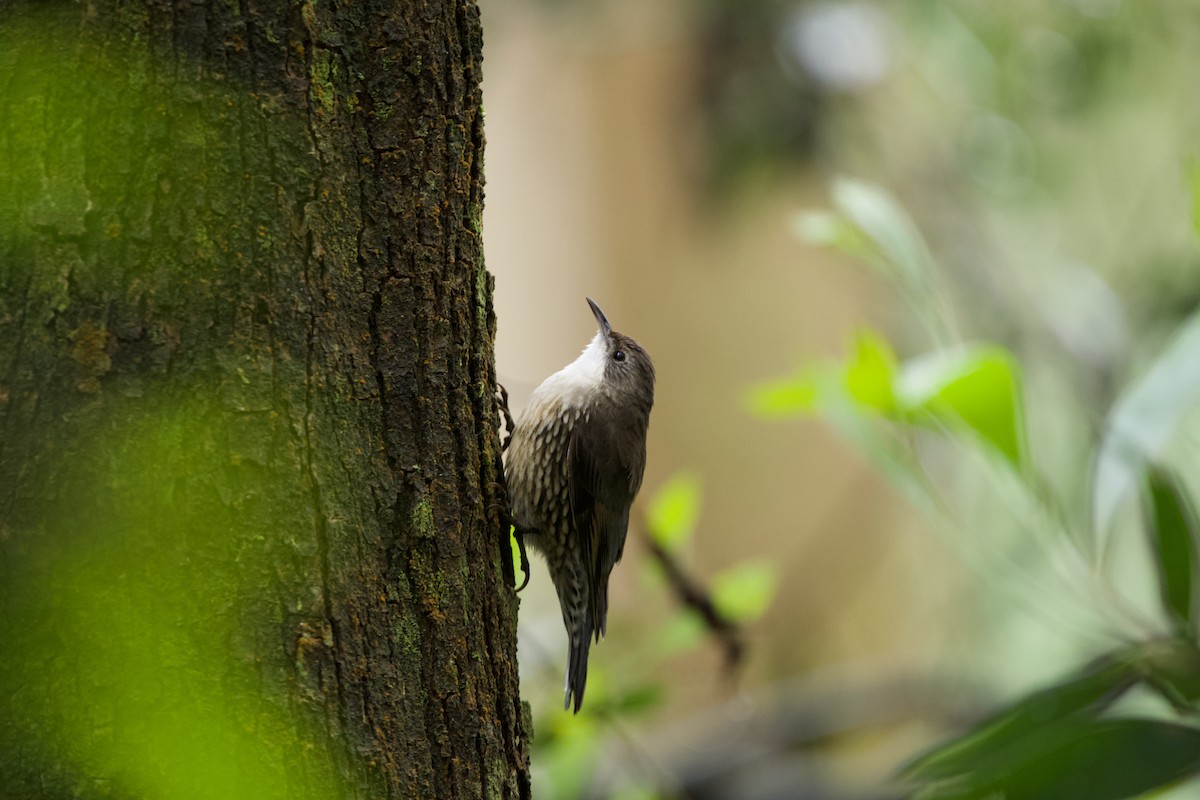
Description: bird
504,297,655,712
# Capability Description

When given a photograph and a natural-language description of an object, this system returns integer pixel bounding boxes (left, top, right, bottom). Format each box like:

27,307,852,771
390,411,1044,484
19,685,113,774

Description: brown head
586,297,655,415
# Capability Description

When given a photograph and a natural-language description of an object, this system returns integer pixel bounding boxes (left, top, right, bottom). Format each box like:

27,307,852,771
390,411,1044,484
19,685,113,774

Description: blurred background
481,0,1200,797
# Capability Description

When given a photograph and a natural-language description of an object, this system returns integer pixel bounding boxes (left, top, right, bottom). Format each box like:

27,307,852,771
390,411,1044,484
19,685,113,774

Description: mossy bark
0,1,530,798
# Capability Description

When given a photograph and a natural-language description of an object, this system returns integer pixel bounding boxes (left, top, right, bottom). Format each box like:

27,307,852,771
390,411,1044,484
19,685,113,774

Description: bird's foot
489,476,532,592
512,526,533,592
496,383,515,452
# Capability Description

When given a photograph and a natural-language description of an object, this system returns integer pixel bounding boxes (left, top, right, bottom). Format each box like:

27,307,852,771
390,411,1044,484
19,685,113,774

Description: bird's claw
492,383,532,591
513,528,532,592
496,383,516,452
490,473,532,592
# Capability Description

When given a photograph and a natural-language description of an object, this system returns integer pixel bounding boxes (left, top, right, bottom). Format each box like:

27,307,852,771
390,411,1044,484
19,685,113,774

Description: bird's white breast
505,333,605,534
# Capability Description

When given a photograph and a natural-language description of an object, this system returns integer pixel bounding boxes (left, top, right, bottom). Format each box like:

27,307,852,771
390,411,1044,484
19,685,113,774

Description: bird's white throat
530,332,606,408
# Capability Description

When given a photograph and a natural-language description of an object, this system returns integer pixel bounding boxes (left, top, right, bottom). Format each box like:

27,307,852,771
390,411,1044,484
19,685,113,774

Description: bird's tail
565,615,592,713
560,561,593,713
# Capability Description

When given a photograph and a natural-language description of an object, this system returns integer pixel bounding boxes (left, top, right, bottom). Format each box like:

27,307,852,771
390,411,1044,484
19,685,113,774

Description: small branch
637,522,745,675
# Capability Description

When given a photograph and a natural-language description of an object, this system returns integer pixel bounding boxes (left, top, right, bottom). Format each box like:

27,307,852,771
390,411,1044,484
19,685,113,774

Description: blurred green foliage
646,471,703,551
755,176,1200,799
0,393,347,798
798,178,939,302
711,560,778,624
1093,311,1200,550
1143,468,1200,630
749,333,1027,472
497,0,1200,795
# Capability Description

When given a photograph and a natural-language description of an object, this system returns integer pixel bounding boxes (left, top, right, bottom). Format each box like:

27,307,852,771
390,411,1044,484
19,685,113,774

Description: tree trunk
0,1,530,798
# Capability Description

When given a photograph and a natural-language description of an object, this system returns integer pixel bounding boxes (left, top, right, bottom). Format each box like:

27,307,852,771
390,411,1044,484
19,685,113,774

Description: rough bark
0,1,530,798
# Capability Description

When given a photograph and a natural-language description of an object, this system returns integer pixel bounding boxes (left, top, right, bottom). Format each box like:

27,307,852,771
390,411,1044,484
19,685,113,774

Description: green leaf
895,345,1026,470
912,719,1200,800
1143,466,1200,631
646,472,702,551
611,684,665,716
747,331,895,420
901,653,1137,783
1137,638,1200,714
844,330,898,413
1094,308,1200,546
830,176,937,291
744,374,817,419
654,614,707,656
711,560,778,623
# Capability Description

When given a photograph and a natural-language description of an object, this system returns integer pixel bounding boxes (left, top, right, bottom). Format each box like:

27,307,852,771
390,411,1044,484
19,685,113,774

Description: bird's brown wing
568,413,645,640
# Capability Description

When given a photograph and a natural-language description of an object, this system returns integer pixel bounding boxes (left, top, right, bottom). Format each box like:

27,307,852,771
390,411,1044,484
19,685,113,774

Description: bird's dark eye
613,350,626,362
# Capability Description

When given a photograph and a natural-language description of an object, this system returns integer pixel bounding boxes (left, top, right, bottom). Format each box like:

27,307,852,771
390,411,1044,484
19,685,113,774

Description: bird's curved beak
586,297,613,342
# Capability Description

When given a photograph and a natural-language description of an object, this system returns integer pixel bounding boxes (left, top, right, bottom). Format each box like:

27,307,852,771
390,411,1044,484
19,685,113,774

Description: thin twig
637,521,745,675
